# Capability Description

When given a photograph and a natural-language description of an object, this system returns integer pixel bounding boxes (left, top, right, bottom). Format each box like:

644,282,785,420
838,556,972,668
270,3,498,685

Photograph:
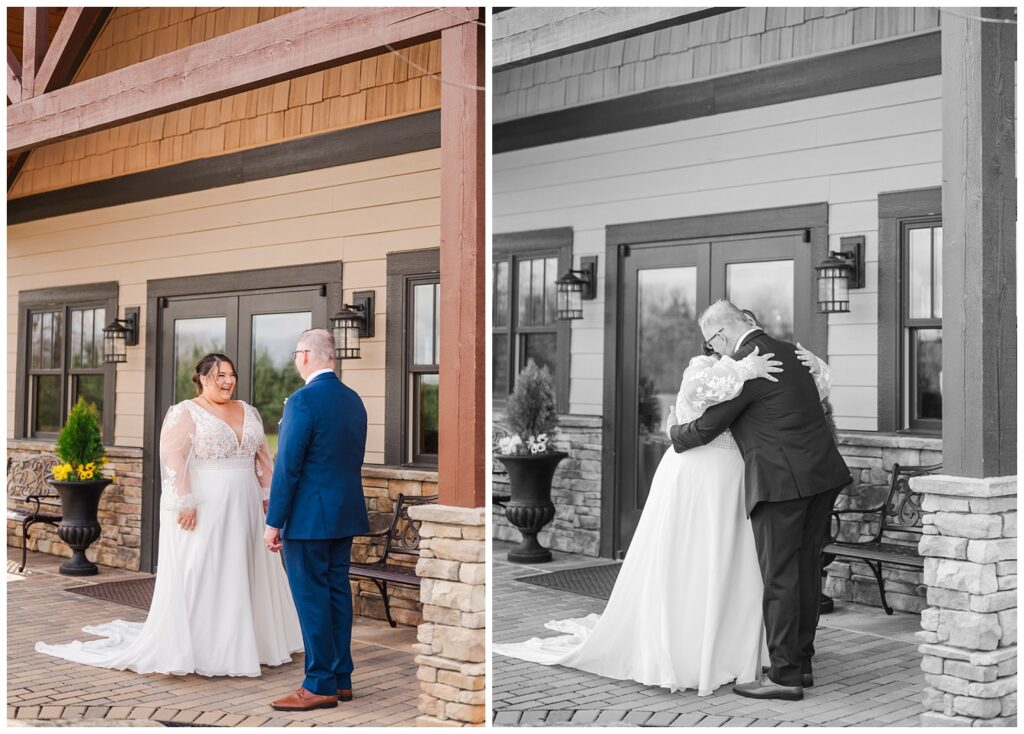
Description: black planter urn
49,478,112,576
497,451,567,563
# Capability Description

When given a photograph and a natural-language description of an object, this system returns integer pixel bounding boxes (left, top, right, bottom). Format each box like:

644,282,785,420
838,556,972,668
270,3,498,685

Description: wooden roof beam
33,7,107,97
8,46,22,104
8,6,476,155
21,7,49,101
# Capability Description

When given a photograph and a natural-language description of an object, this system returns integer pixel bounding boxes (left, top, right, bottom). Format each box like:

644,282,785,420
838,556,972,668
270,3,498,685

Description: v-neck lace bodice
184,400,262,459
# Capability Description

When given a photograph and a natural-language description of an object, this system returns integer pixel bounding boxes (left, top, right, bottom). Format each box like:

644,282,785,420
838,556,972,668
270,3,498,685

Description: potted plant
494,360,567,563
48,398,114,576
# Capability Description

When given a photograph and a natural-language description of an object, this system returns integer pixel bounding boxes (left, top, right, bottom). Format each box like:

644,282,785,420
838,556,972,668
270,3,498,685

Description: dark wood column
438,17,485,508
940,7,1016,478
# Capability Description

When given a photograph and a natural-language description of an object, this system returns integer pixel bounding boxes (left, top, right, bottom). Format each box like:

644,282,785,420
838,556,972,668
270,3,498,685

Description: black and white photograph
490,6,1016,727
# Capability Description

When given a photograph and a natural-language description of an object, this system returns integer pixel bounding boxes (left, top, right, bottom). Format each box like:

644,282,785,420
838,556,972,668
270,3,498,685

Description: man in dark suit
670,300,850,701
265,329,370,711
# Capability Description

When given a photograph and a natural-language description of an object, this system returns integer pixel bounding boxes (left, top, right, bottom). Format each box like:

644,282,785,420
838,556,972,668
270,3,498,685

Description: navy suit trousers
282,537,355,695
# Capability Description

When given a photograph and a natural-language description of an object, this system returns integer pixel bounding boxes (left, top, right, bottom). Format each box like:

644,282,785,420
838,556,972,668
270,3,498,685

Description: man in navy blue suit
265,329,370,712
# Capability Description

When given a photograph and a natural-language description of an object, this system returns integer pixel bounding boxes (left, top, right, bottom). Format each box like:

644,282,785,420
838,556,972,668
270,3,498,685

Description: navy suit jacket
266,371,370,539
670,330,851,516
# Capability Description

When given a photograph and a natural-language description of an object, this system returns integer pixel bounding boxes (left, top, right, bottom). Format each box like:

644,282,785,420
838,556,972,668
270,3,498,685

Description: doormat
66,577,155,611
516,563,621,600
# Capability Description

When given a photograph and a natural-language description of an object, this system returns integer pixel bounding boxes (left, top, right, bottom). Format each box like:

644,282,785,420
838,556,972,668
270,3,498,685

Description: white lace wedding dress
36,400,304,677
494,352,831,696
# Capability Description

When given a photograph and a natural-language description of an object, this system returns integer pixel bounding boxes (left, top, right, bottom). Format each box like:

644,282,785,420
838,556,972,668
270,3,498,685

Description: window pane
413,283,437,365
74,374,105,428
33,375,61,433
40,311,63,369
517,259,531,326
434,283,441,364
251,311,311,455
726,260,794,341
174,317,227,403
70,307,105,369
908,227,932,319
494,261,509,328
520,332,557,378
530,256,546,325
912,328,942,421
543,256,557,324
932,227,943,319
30,312,42,369
415,373,439,457
492,333,509,398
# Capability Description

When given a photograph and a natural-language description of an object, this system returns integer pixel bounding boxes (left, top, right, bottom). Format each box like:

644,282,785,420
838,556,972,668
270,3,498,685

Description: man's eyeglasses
701,328,725,356
291,349,310,359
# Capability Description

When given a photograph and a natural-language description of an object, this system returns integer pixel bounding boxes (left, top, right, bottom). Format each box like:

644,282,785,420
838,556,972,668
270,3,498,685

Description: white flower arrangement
496,433,553,456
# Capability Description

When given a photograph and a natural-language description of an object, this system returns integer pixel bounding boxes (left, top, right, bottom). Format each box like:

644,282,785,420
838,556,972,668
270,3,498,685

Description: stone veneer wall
7,440,144,570
914,474,1016,726
353,466,438,626
492,414,603,556
825,432,942,613
409,504,486,727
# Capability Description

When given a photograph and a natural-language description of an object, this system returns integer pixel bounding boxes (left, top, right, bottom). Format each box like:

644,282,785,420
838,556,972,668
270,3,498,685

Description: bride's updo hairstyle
192,353,237,396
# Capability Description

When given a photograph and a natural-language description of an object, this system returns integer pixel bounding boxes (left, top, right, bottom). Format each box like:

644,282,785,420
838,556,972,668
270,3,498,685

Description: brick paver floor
492,541,926,727
8,550,420,727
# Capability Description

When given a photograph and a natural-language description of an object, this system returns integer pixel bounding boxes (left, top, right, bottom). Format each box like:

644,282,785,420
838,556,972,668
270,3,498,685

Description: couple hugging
496,300,852,701
38,329,367,712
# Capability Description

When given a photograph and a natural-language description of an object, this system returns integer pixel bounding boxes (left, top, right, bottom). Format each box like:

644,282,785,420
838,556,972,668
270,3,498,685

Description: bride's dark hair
193,353,237,396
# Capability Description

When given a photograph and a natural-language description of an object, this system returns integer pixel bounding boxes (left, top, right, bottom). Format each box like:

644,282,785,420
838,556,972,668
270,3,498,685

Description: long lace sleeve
159,403,197,511
251,407,274,502
806,351,832,400
674,351,773,423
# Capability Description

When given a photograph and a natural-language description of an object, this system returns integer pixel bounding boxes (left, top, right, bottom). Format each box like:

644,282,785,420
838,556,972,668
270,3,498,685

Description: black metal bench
7,453,63,572
825,462,941,615
351,493,437,627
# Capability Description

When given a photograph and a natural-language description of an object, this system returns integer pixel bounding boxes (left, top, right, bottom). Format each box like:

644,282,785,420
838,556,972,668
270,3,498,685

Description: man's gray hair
297,328,336,363
698,300,751,331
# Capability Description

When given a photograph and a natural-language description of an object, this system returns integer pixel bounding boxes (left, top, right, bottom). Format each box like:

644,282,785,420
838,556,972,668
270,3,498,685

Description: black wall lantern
102,307,140,364
815,236,864,313
330,291,375,359
555,256,598,320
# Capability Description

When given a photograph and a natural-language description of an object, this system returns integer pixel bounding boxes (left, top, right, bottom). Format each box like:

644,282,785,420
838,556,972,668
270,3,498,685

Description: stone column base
409,504,486,727
915,474,1017,727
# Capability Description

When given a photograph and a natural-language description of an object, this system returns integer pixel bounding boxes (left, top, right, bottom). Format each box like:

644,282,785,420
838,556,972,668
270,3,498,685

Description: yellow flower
80,469,95,480
86,462,96,471
100,457,109,465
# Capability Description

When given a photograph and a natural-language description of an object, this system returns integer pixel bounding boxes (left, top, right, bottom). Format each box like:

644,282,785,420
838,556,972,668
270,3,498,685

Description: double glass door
614,233,807,557
153,288,325,563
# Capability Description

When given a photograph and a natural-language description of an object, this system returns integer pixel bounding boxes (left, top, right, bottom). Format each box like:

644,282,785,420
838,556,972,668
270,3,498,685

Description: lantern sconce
815,236,864,314
555,256,598,321
102,307,140,364
330,291,375,360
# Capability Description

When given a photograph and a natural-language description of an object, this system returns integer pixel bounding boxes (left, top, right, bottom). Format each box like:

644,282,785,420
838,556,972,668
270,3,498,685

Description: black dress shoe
734,674,803,701
762,666,813,687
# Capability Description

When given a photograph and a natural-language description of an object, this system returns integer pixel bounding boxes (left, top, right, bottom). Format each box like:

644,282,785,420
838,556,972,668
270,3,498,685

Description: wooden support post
7,46,22,103
438,17,485,508
33,7,107,96
22,7,49,98
940,7,1016,478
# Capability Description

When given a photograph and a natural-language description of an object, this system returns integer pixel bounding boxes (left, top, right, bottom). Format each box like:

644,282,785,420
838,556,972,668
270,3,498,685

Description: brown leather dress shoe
337,688,353,702
270,687,339,711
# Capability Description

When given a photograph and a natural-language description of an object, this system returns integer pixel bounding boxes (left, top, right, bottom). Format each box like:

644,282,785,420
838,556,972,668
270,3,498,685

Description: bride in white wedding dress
494,344,831,696
37,354,303,677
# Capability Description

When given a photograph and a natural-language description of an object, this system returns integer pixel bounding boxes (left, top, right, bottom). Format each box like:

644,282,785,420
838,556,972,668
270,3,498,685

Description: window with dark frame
877,187,942,435
408,277,440,465
902,220,943,432
384,250,441,468
492,228,572,413
17,283,118,444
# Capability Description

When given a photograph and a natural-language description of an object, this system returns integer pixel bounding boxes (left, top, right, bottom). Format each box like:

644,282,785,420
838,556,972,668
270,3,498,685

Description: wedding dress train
36,400,304,677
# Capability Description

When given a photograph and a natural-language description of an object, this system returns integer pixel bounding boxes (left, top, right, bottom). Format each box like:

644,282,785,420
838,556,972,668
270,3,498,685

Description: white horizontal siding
494,76,942,426
8,149,441,463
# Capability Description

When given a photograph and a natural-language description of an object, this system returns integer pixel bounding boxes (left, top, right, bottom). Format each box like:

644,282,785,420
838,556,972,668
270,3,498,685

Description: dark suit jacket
266,371,370,539
670,330,851,516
